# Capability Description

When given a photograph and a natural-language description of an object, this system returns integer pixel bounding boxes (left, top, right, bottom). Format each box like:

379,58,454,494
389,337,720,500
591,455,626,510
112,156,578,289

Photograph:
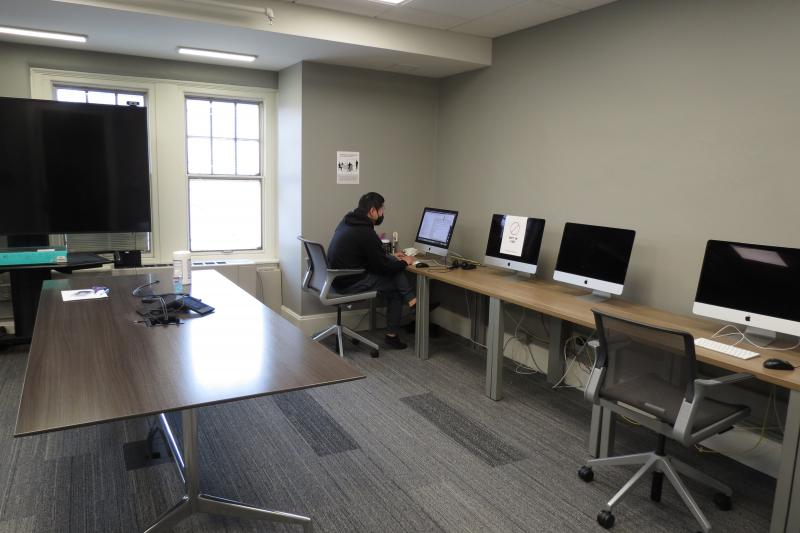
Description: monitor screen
484,214,545,274
415,208,458,250
694,240,800,330
553,222,636,294
0,97,151,236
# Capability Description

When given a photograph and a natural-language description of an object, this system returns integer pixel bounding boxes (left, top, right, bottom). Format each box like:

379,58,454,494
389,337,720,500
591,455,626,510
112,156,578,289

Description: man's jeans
342,271,415,333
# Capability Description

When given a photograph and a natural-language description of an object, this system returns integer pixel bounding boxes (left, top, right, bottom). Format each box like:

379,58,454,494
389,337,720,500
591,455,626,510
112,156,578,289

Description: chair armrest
327,268,365,279
673,372,753,446
695,373,753,389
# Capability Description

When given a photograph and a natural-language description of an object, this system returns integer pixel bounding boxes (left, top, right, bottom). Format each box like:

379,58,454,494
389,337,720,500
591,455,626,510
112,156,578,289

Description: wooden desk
410,264,800,533
15,270,364,532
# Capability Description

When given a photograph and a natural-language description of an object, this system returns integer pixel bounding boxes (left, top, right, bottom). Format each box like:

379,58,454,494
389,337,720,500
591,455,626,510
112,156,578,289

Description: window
54,85,151,253
186,98,263,252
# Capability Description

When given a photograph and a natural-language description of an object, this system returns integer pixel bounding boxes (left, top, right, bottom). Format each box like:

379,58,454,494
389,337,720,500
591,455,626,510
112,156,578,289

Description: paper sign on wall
499,215,528,257
337,151,359,184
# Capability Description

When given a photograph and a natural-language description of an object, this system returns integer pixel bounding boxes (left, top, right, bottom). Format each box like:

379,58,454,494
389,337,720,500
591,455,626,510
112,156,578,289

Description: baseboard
280,305,381,337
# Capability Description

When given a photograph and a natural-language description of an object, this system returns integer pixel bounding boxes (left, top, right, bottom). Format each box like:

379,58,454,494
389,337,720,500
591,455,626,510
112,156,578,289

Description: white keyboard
694,338,759,360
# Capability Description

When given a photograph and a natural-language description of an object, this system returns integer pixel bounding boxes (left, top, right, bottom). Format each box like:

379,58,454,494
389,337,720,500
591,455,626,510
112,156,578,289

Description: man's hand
398,254,414,265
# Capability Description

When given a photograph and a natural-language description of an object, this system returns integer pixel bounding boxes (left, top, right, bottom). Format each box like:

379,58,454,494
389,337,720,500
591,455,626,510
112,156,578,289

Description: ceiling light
177,47,256,62
0,26,87,43
369,0,408,5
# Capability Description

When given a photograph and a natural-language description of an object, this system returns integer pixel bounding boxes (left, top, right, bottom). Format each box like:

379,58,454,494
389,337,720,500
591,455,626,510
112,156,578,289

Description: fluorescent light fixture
178,47,256,62
369,0,408,4
0,25,87,43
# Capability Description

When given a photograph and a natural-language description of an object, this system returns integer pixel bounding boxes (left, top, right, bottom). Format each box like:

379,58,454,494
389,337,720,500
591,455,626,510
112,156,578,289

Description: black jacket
328,208,406,289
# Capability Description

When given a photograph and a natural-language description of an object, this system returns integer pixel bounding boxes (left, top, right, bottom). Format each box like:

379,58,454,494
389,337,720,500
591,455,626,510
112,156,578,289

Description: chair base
312,324,379,358
584,452,733,533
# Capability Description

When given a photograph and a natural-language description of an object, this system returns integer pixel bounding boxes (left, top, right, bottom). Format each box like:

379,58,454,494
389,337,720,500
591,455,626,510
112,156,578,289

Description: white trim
483,255,538,275
692,302,800,338
553,270,624,296
28,68,277,264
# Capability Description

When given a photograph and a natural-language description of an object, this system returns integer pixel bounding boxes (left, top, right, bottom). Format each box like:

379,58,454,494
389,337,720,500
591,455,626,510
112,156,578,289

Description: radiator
257,267,282,313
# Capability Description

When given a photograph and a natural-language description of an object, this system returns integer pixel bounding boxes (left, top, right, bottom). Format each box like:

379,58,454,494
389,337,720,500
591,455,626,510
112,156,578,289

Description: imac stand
743,326,777,346
577,290,611,303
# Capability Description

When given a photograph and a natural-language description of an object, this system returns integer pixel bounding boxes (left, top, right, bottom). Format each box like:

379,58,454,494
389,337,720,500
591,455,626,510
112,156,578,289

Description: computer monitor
483,214,546,275
414,207,458,257
553,222,636,301
693,240,800,344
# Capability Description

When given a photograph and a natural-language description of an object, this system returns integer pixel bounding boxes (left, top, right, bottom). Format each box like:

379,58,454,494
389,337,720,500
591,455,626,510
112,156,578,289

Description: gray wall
436,0,800,316
295,62,438,315
0,42,276,97
277,63,304,314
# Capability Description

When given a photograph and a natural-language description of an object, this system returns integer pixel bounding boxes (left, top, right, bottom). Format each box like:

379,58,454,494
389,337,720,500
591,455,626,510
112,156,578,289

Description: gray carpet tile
0,328,776,532
273,391,359,457
401,392,526,467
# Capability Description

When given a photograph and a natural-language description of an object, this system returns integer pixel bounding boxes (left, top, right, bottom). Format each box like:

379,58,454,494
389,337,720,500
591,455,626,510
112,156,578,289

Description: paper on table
61,289,109,302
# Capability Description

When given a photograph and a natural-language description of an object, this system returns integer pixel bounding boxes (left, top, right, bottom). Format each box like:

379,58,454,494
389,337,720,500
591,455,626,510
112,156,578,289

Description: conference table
411,263,800,533
15,269,365,532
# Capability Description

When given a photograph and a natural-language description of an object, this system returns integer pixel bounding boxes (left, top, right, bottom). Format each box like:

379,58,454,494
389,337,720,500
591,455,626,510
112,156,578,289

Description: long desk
15,269,365,532
411,264,800,533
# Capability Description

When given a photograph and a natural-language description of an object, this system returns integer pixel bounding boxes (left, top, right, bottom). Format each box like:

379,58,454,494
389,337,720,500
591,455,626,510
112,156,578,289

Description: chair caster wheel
578,466,594,482
713,492,732,511
597,510,614,529
351,339,360,345
370,349,379,358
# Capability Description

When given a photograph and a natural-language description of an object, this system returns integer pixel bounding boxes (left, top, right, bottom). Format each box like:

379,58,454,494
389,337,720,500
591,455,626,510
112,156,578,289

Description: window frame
184,95,265,253
30,68,278,264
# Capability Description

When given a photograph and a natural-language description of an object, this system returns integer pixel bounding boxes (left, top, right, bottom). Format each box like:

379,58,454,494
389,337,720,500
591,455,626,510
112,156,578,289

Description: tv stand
0,252,111,347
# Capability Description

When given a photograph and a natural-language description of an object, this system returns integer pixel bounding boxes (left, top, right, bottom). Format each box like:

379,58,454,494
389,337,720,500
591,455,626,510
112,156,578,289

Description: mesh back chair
578,310,752,532
298,237,380,358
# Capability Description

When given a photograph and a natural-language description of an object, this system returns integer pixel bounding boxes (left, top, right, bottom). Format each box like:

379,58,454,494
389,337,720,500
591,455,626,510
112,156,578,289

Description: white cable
711,324,800,351
552,333,596,390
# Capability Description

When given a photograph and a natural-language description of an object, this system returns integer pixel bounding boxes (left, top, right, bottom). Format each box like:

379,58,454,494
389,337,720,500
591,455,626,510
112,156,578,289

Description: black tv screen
0,96,151,235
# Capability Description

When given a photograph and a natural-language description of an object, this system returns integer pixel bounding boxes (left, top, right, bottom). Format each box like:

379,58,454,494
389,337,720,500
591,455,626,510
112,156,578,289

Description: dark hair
358,192,384,212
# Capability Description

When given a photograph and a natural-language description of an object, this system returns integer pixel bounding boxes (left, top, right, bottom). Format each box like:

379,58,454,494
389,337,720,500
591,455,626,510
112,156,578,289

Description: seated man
328,192,416,349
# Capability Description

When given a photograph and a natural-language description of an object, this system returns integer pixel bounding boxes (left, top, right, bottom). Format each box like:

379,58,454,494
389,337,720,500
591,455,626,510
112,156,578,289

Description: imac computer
552,222,636,302
483,214,546,276
693,240,800,345
414,207,459,257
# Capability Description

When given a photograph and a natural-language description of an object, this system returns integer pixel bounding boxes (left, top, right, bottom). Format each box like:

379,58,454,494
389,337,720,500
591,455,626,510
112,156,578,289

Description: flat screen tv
0,96,151,236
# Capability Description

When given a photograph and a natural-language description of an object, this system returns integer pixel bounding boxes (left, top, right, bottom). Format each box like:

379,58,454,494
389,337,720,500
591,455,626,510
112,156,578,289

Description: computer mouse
763,358,796,371
415,262,429,268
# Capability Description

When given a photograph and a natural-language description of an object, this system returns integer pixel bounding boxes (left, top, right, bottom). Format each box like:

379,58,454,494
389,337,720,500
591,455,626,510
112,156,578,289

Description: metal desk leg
771,389,800,533
415,275,430,360
589,405,602,458
547,316,566,385
369,299,377,330
144,408,312,533
599,408,616,458
485,297,504,401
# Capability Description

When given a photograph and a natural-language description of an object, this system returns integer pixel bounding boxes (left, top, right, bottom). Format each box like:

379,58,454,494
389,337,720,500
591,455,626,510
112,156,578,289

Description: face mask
374,215,384,226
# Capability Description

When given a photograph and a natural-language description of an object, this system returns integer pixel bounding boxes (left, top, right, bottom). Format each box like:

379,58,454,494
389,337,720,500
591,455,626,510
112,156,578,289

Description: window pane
212,138,235,175
186,99,210,137
117,93,145,107
189,179,261,251
236,140,260,175
211,101,235,138
236,103,259,139
87,91,116,105
187,137,211,174
56,88,86,102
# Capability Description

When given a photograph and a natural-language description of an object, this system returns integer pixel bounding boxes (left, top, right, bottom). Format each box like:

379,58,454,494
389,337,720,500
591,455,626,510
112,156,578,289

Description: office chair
578,310,752,532
298,237,380,358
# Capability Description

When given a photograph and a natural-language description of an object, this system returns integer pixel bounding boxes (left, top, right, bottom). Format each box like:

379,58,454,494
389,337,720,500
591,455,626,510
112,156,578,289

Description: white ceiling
282,0,617,38
0,0,617,78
